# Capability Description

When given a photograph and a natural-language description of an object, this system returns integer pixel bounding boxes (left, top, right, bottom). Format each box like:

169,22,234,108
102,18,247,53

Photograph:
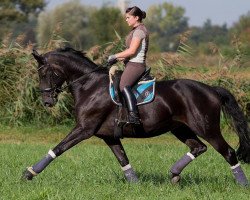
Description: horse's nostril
44,102,52,107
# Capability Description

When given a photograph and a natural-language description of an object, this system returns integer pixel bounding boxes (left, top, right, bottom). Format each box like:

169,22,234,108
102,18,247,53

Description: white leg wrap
187,152,195,160
231,163,240,170
48,150,56,159
121,164,132,171
27,167,38,176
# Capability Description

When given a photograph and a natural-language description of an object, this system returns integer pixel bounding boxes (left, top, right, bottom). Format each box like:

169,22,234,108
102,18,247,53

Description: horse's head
32,49,65,107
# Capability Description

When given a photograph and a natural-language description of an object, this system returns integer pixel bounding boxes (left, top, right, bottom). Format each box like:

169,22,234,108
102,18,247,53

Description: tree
190,19,229,46
89,6,128,45
0,0,46,43
37,1,94,49
231,11,250,44
37,3,128,50
228,11,250,61
0,0,45,21
145,2,188,52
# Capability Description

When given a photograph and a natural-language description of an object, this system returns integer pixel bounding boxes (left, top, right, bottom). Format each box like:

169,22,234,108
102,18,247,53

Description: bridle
38,64,63,100
38,63,105,96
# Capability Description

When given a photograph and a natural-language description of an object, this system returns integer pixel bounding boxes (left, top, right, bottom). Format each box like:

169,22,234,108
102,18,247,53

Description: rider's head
125,6,146,22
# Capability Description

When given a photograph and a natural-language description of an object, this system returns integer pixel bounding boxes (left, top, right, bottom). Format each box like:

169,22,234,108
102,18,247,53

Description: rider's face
125,13,139,27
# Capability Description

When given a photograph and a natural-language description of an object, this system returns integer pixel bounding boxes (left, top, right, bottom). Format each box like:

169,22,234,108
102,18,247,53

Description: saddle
109,66,156,106
109,66,156,139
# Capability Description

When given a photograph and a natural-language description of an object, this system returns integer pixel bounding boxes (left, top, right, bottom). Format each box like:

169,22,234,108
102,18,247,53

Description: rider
108,6,149,125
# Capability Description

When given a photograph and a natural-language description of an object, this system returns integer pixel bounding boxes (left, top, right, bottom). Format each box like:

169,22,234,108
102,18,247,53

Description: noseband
38,64,103,95
38,65,62,97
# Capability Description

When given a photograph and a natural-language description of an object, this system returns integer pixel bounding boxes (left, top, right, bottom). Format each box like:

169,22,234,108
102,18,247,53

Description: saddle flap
109,66,156,106
138,67,152,82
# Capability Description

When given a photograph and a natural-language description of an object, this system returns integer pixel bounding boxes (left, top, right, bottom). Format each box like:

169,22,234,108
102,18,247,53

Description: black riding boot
122,86,141,125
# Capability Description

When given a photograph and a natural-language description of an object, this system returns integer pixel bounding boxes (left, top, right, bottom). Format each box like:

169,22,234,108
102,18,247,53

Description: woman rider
108,6,149,125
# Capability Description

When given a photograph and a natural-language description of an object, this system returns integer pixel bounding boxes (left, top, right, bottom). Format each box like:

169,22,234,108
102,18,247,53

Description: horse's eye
38,71,46,78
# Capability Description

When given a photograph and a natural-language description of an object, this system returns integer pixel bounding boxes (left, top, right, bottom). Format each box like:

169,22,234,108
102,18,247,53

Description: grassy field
0,125,250,200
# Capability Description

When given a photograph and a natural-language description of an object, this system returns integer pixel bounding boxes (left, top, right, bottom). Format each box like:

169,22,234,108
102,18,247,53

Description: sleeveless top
125,24,149,64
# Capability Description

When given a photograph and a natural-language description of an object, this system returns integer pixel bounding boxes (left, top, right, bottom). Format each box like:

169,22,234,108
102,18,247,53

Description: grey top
125,24,149,63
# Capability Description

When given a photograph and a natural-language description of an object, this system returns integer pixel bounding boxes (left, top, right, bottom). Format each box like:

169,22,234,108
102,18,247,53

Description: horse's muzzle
44,101,53,107
43,97,56,107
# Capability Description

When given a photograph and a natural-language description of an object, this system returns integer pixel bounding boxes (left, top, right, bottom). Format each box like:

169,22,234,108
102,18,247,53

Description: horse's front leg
104,138,139,182
22,125,92,180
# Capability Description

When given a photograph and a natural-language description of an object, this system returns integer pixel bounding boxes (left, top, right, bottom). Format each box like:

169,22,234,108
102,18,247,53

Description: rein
60,66,104,91
58,61,111,92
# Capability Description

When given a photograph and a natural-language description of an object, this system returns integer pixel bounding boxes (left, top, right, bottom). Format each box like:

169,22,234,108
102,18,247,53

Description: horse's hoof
21,169,34,181
125,172,139,183
124,168,139,183
170,173,181,185
126,176,139,183
171,175,181,184
237,180,249,187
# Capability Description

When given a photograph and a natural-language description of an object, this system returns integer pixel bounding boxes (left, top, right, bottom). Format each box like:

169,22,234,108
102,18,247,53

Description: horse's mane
51,47,99,69
56,47,86,58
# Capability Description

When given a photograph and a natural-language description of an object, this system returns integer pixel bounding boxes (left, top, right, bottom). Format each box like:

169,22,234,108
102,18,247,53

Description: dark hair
125,6,146,22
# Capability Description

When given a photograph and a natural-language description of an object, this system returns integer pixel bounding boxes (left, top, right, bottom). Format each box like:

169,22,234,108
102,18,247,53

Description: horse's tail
213,86,250,163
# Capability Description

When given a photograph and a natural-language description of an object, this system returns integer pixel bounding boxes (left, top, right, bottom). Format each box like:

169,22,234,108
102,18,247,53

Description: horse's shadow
113,171,233,187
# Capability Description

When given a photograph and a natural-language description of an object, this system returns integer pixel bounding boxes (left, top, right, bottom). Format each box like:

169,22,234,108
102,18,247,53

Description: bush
0,41,74,126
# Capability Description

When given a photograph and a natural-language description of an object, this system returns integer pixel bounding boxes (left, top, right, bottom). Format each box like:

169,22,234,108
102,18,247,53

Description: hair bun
142,11,146,19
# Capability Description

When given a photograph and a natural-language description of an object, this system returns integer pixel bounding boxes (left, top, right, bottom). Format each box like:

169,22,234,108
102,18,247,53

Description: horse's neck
70,72,109,101
63,63,96,83
57,55,109,98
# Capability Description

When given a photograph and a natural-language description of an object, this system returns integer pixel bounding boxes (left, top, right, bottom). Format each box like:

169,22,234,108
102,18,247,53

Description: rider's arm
115,37,141,59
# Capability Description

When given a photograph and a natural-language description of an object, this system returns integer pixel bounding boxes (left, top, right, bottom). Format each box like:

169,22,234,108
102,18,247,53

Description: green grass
0,126,250,200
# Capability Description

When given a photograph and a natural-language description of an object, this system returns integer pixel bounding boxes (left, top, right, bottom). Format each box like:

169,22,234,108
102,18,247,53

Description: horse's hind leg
170,126,207,184
104,138,138,182
205,132,248,186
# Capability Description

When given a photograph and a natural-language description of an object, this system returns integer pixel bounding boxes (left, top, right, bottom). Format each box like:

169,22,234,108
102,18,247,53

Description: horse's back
156,78,219,103
141,78,221,134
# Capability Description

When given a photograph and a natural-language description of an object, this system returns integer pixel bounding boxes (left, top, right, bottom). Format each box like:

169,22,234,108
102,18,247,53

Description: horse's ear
32,49,44,65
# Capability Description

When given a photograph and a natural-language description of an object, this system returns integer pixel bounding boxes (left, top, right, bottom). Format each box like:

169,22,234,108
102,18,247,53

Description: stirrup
128,112,141,125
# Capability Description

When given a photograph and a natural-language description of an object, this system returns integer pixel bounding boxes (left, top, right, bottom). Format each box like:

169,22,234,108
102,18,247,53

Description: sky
47,0,250,27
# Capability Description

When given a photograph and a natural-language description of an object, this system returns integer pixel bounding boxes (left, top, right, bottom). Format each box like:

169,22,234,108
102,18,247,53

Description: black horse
23,47,250,186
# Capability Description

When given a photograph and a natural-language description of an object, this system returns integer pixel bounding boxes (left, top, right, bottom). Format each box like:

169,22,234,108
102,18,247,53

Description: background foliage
0,1,250,53
0,32,249,126
0,1,249,126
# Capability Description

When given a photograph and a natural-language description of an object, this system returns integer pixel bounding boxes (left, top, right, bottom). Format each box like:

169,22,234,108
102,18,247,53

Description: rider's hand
107,55,117,65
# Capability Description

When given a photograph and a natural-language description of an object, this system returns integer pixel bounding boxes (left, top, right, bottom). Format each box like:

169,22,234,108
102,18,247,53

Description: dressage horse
22,47,250,186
